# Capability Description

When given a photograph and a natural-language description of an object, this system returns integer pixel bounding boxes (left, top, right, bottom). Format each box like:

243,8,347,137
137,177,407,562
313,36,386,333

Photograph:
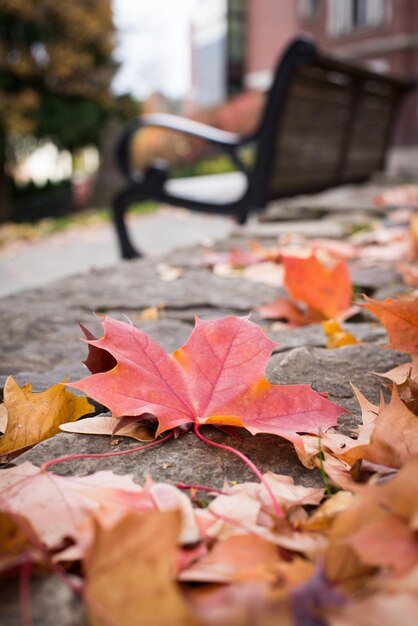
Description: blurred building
192,0,418,146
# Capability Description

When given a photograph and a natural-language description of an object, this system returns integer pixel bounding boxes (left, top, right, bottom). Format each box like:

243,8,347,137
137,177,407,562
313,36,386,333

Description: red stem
40,432,174,471
20,558,33,626
193,423,283,518
176,482,228,495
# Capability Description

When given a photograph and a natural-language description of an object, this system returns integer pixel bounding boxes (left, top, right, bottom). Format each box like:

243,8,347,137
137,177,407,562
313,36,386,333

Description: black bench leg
112,189,142,260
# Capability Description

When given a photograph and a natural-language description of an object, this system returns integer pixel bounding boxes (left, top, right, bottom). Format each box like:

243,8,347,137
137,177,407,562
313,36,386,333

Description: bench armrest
116,113,251,182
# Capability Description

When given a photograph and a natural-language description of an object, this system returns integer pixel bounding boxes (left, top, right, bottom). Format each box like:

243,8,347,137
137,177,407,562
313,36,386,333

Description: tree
0,0,117,221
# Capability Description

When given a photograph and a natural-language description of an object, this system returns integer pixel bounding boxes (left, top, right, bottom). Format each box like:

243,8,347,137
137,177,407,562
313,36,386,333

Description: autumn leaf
0,377,93,458
0,462,149,554
60,414,155,442
322,320,360,349
70,316,345,447
257,297,322,326
325,456,418,583
84,511,197,626
0,510,44,573
283,254,353,319
179,534,281,583
363,295,418,354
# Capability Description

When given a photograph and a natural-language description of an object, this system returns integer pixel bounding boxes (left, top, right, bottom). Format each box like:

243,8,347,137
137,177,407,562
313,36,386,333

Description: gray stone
349,263,403,291
0,575,87,626
16,428,323,488
232,218,345,240
267,344,409,431
268,322,387,353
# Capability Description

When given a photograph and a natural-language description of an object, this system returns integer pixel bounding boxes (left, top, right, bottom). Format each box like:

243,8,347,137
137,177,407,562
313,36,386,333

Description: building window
299,0,319,20
328,0,386,36
227,0,246,94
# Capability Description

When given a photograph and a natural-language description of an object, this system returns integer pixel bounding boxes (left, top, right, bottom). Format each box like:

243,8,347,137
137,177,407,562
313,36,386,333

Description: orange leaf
283,255,352,319
363,295,418,355
84,511,197,626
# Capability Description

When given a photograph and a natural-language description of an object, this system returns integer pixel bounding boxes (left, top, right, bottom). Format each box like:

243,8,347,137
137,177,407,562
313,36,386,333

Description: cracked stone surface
16,427,323,488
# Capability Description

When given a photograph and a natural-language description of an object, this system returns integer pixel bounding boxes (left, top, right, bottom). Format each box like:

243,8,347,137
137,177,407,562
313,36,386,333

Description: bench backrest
252,38,415,208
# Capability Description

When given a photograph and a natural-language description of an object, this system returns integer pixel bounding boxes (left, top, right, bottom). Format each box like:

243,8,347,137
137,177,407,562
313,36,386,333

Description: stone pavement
0,180,412,624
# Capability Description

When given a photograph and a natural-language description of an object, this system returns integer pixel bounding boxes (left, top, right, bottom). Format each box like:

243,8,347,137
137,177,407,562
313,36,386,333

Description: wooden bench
112,37,416,259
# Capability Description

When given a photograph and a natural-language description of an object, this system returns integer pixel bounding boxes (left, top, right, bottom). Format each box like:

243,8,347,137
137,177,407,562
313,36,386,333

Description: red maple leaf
71,316,344,448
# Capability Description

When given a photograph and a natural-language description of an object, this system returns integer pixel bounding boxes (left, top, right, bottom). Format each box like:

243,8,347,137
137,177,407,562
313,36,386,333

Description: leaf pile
3,293,418,624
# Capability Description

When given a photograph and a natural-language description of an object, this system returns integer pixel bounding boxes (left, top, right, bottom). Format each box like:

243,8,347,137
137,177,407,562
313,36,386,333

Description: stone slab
267,344,409,431
269,322,387,353
0,576,87,626
16,427,323,488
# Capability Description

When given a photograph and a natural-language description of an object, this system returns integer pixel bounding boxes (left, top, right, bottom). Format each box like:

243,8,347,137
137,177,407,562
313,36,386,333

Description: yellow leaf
322,319,360,349
0,377,93,457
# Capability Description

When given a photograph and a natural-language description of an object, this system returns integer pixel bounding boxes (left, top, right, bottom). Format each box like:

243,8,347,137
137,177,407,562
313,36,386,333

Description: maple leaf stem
193,423,284,518
176,482,228,495
39,432,174,471
20,557,34,626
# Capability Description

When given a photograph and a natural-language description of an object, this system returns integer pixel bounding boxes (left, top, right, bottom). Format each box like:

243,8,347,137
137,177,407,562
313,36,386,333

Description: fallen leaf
358,386,418,469
374,184,418,208
376,356,418,384
328,590,418,626
257,298,321,326
363,295,418,354
80,322,117,374
84,511,197,626
186,582,293,626
70,316,345,447
304,491,355,531
326,456,418,585
0,510,44,573
60,414,155,442
138,305,163,320
0,403,7,433
283,254,353,319
0,377,93,458
322,320,360,349
156,263,183,282
179,534,281,583
0,462,148,553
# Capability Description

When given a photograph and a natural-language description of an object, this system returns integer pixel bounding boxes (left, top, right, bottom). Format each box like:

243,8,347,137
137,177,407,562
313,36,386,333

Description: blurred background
0,0,417,228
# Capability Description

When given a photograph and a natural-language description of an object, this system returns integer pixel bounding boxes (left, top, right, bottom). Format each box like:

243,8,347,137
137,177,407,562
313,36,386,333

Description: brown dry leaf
322,320,360,349
0,403,7,433
0,510,43,573
84,510,197,626
355,386,418,469
60,414,155,442
326,456,418,587
0,462,147,554
395,376,418,415
186,583,293,626
328,590,418,626
376,356,418,384
363,295,418,355
0,377,93,458
304,491,355,532
179,534,281,583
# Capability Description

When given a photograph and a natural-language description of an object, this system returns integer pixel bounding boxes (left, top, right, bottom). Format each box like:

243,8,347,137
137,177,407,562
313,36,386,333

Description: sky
111,0,196,100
